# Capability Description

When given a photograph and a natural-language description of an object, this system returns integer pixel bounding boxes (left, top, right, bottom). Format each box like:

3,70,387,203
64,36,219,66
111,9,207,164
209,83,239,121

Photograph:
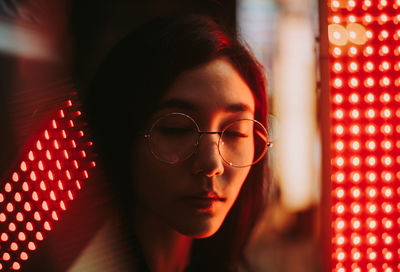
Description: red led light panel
0,96,95,271
328,1,400,271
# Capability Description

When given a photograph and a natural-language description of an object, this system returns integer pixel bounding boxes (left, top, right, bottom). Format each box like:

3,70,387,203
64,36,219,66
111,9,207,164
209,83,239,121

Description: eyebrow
159,98,254,114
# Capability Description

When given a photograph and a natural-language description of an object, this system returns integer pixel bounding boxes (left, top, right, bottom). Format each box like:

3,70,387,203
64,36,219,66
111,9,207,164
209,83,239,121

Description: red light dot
42,201,49,211
90,161,96,167
78,130,84,137
36,231,44,240
76,180,81,190
24,202,31,211
58,180,64,190
83,170,89,179
32,191,39,201
364,46,374,56
68,190,74,200
12,262,21,270
382,203,393,213
351,141,360,150
20,252,28,260
380,77,391,87
56,160,62,170
366,156,376,166
366,187,377,198
63,150,69,159
351,249,361,261
71,140,77,148
0,213,6,222
36,140,43,150
6,202,14,212
1,233,8,241
66,100,72,107
334,94,343,104
65,170,72,180
60,200,66,210
9,222,16,231
382,140,392,150
28,242,36,251
44,221,51,231
16,212,24,222
351,156,360,166
40,181,46,191
12,172,19,182
30,171,37,181
18,232,26,241
5,182,12,192
73,160,79,169
350,109,359,119
349,78,359,88
14,192,22,202
20,161,27,172
351,172,361,183
34,211,41,221
22,182,29,192
69,120,75,127
333,62,342,72
351,187,361,198
351,125,360,135
334,78,343,88
44,130,50,140
366,124,376,134
336,172,345,183
26,222,33,231
28,150,35,161
53,139,60,149
10,242,18,251
38,160,44,170
52,211,59,221
50,190,56,201
382,219,393,229
0,193,3,203
351,203,361,214
81,150,87,158
348,46,358,56
3,253,10,261
48,170,54,180
46,150,52,160
52,119,58,129
59,109,65,118
366,172,376,182
367,203,377,214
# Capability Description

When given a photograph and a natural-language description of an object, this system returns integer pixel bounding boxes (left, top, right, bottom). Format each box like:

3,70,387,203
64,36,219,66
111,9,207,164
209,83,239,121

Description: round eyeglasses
144,112,271,168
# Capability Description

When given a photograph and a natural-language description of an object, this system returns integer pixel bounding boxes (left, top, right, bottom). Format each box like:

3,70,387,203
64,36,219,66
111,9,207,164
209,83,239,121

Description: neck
133,205,192,272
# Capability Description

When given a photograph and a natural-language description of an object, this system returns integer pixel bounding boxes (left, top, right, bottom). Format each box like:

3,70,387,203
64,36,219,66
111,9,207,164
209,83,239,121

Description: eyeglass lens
148,113,268,167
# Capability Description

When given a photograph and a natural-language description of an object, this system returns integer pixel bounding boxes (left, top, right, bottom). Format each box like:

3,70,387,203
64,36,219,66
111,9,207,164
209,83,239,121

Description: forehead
160,57,255,116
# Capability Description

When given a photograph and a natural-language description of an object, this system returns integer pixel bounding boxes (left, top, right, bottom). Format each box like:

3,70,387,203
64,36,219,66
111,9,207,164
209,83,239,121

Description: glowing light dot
9,222,16,231
36,140,42,150
0,193,3,203
16,212,23,222
36,231,44,240
5,183,12,192
335,109,344,119
52,211,59,221
52,119,57,129
20,161,27,172
381,77,390,86
1,232,8,241
12,172,19,182
367,188,377,198
24,202,31,211
352,125,360,134
333,16,340,23
58,180,64,190
50,190,56,201
336,188,345,198
28,242,36,251
38,160,44,171
44,130,50,139
349,46,357,55
30,171,37,181
352,188,361,198
367,125,376,134
26,222,33,231
46,150,52,160
10,242,18,251
7,202,14,212
69,120,75,127
352,251,361,260
32,191,39,201
83,170,89,179
351,219,361,230
366,93,374,102
56,160,62,170
348,16,356,23
349,62,358,71
335,125,344,134
382,125,392,134
367,156,376,166
350,78,359,87
367,172,376,182
383,203,393,213
48,170,54,180
66,100,73,107
368,204,377,213
63,150,69,159
0,213,6,222
3,253,10,261
334,62,342,72
28,151,35,161
20,252,28,260
337,252,345,261
42,201,49,211
382,141,392,150
336,157,344,167
365,77,374,87
350,109,359,119
34,211,41,221
352,203,361,214
76,180,82,190
60,200,66,210
367,141,376,150
68,190,74,200
18,232,26,241
352,172,360,182
71,140,77,148
336,173,344,183
66,170,72,180
44,221,51,231
351,141,359,150
336,141,344,151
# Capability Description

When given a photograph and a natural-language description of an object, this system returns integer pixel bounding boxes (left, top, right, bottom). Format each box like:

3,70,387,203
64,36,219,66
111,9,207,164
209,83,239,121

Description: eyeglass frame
143,112,272,168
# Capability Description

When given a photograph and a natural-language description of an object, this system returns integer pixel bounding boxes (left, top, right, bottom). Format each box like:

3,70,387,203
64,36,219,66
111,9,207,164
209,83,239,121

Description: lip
182,194,226,211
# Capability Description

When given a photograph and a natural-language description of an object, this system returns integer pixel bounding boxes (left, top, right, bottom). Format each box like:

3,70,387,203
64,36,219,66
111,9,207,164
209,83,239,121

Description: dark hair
82,14,268,271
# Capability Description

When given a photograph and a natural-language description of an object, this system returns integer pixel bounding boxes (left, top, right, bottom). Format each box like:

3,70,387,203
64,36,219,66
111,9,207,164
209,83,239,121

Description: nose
192,133,224,177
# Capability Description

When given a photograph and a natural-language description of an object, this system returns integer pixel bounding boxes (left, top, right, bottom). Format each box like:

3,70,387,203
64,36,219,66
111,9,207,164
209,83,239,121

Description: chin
176,217,224,239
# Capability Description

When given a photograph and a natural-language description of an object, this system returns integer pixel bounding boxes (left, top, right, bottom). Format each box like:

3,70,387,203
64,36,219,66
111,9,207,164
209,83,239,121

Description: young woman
82,14,270,272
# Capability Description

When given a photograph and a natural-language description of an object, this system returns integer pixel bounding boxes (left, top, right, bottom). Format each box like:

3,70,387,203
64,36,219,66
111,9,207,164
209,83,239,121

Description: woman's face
132,57,255,238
